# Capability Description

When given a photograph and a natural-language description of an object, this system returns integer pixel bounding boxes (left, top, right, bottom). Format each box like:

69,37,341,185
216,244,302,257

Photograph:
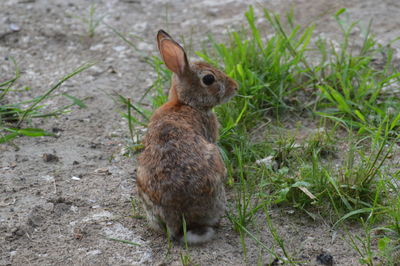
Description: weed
180,216,195,266
226,144,267,232
76,4,105,38
0,59,93,144
315,10,400,138
346,219,376,266
130,198,144,219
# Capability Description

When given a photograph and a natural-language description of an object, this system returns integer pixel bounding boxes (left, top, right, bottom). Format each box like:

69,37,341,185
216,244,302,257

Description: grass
75,4,105,38
180,217,195,266
315,9,400,138
114,5,400,264
0,58,93,144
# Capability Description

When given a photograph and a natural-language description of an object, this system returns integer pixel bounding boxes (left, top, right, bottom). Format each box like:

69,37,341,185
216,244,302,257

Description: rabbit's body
137,30,237,244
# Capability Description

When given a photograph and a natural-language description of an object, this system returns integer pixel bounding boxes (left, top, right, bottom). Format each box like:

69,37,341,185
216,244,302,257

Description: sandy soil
1,0,399,265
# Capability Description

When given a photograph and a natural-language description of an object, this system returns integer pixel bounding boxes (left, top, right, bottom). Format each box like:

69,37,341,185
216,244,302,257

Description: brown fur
136,30,238,243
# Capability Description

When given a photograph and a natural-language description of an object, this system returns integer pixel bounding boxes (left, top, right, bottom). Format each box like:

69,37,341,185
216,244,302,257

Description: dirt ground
1,0,400,265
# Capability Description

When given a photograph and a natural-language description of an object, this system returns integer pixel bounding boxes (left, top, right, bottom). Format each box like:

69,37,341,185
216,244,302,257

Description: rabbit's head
157,30,238,110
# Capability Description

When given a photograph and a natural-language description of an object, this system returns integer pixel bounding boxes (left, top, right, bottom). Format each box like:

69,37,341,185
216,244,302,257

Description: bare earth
1,0,400,265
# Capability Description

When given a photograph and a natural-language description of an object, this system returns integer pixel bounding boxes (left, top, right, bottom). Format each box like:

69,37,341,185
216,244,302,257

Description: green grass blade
17,62,94,127
107,237,141,246
62,93,87,108
333,207,384,228
0,132,18,143
6,128,55,137
0,57,20,89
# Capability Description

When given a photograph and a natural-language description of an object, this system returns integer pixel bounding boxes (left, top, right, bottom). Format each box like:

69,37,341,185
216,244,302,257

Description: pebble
70,205,79,213
316,252,333,265
87,249,102,256
9,24,20,31
41,175,55,182
89,43,104,51
113,45,126,52
255,155,278,170
42,153,59,162
94,167,111,175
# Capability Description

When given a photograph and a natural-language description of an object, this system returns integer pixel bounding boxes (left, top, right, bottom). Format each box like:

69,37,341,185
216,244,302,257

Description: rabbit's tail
181,227,215,245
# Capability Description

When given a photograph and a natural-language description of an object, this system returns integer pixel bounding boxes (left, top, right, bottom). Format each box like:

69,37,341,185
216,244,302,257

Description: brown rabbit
136,30,238,244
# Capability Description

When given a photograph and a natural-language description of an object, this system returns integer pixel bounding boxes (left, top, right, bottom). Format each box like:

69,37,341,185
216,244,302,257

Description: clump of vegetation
0,58,92,144
76,4,106,38
117,6,399,264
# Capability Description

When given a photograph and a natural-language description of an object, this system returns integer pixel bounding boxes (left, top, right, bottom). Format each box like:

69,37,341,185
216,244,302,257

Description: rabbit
136,29,238,244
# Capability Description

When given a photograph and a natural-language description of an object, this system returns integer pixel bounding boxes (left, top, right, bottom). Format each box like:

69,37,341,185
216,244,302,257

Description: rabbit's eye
202,74,215,86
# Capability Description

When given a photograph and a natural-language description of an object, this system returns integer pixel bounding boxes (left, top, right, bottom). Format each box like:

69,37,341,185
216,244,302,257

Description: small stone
107,65,117,74
42,153,59,162
28,214,43,227
14,228,24,236
73,227,85,240
86,249,102,256
9,24,20,32
94,168,111,175
269,258,284,265
316,252,333,265
89,142,98,149
255,156,278,170
52,127,63,133
9,162,17,169
89,43,104,51
113,45,126,52
41,175,55,182
70,205,79,213
0,197,16,207
71,176,81,181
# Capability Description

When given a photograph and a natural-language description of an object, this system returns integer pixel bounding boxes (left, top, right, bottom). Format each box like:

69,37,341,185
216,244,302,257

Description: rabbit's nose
230,79,239,91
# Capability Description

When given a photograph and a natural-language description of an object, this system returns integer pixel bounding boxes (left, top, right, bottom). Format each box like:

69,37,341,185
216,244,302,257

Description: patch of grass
263,129,396,222
347,170,400,265
315,9,400,138
302,124,338,159
198,7,315,136
226,143,269,232
346,199,400,266
76,4,106,38
0,58,93,144
346,219,376,266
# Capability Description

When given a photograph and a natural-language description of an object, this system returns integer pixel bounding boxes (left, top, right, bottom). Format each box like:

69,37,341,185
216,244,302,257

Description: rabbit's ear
157,30,189,76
